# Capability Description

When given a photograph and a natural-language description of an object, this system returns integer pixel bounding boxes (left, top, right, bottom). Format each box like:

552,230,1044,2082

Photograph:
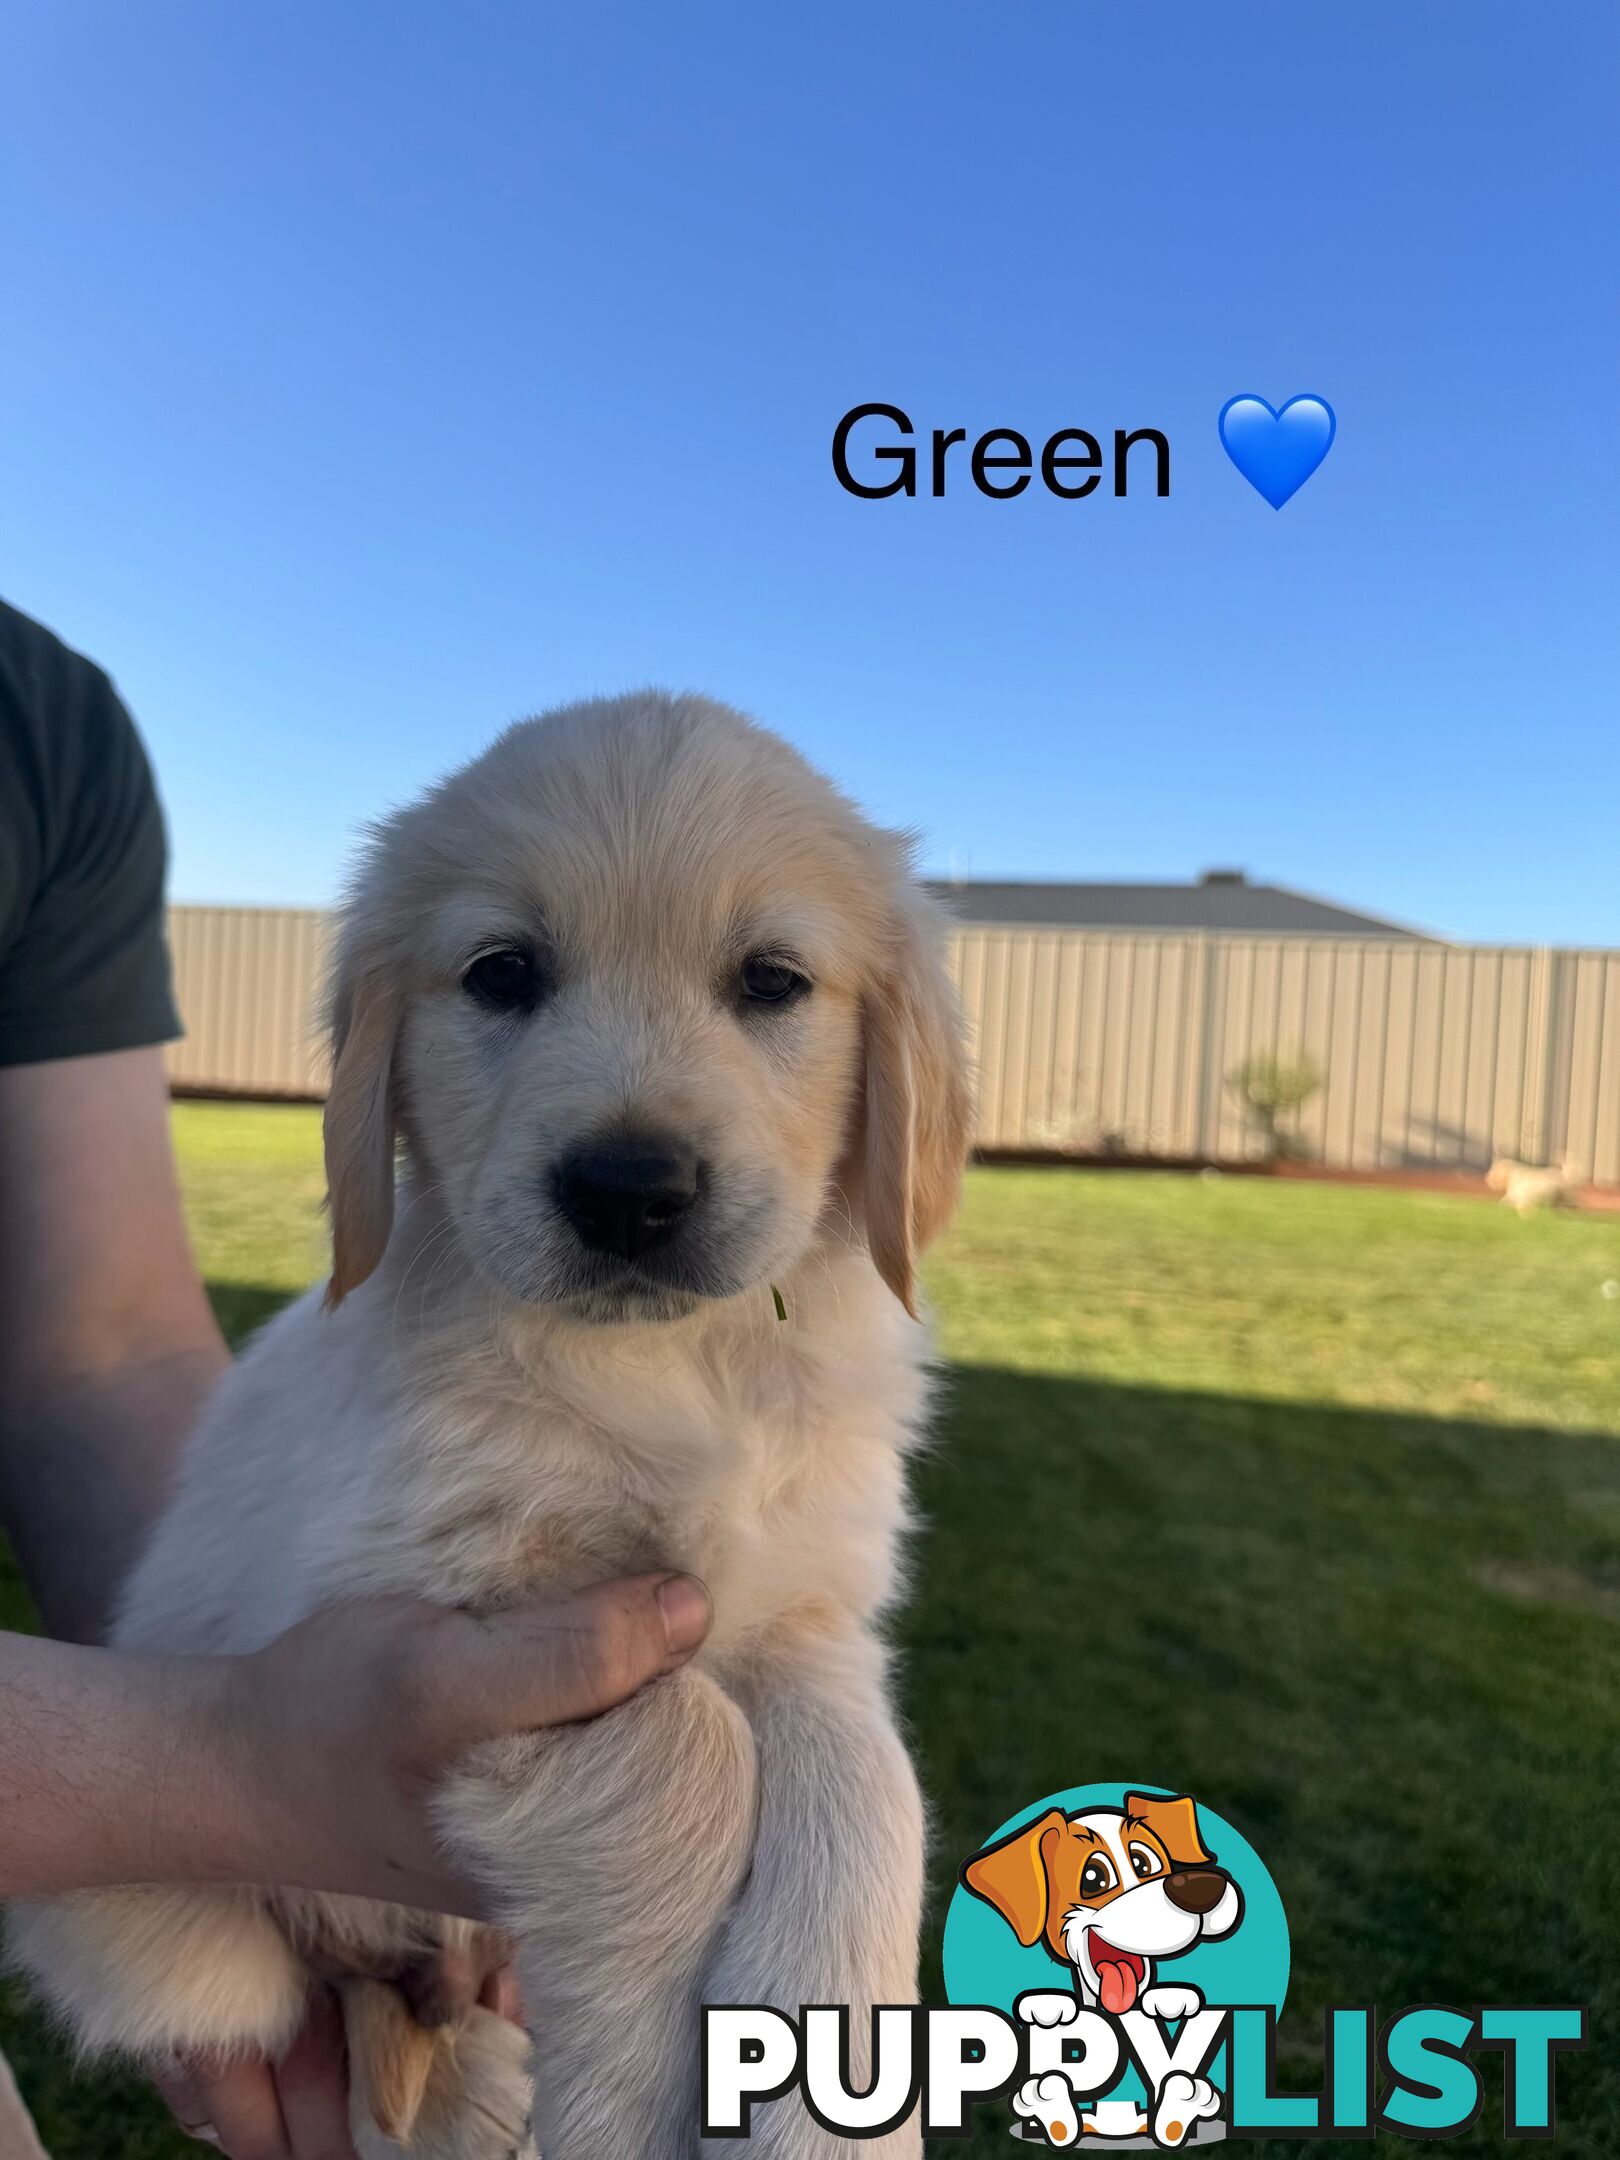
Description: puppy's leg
442,1665,757,2160
7,1885,307,2064
697,1627,925,2159
11,1881,532,2159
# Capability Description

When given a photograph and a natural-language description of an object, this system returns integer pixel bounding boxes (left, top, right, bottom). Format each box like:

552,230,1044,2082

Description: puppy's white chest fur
263,1218,931,1676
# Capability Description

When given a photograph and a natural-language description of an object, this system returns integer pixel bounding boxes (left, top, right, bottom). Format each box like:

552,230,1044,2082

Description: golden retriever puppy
1485,1156,1580,1214
9,692,970,2159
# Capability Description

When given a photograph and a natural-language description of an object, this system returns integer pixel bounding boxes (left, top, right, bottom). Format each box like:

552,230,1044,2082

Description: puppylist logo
702,1785,1584,2146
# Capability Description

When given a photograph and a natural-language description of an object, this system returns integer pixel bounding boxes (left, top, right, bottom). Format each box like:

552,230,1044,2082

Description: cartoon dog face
962,1792,1243,2015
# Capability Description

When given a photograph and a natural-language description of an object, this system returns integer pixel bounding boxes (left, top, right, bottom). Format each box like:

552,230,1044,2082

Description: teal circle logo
943,1784,1288,2143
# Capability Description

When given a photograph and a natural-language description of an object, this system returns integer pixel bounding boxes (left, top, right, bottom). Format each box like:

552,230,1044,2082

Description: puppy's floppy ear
323,953,403,1309
961,1807,1068,1948
861,885,972,1317
1124,1791,1213,1869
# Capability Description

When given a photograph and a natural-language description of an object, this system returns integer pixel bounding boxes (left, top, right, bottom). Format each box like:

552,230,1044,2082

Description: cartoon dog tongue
1093,1949,1139,2015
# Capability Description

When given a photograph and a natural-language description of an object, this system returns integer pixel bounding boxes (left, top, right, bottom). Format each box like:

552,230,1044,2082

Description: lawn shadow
906,1364,1620,2155
7,1318,1616,2158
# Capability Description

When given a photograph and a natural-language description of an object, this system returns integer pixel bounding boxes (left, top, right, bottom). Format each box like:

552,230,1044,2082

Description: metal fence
167,907,332,1099
165,910,1620,1187
951,931,1620,1184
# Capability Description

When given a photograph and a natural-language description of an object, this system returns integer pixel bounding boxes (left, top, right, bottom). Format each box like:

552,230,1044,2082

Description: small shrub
1228,1051,1324,1160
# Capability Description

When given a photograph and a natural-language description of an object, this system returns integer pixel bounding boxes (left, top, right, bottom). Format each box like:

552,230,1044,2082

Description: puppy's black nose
1164,1868,1228,1916
553,1140,702,1261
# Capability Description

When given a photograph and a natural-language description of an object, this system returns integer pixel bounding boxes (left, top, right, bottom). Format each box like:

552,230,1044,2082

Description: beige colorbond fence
165,910,1620,1187
952,931,1620,1185
167,907,333,1099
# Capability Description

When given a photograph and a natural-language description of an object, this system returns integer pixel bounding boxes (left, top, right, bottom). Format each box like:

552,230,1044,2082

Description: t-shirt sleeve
0,661,182,1069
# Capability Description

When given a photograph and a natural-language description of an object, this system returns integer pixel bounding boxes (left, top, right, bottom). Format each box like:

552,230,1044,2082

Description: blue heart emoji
1218,394,1336,508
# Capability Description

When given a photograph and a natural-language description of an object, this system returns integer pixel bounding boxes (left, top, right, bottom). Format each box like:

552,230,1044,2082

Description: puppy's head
323,692,970,1323
961,1793,1243,2012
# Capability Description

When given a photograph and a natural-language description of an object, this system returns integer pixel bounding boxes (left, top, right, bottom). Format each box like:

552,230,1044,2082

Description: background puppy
1485,1156,1581,1214
10,692,971,2160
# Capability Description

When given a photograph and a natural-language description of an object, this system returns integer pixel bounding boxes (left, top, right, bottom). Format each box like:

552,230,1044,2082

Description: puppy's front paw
1152,2069,1220,2148
1139,1983,1204,2023
350,2002,533,2160
1012,2070,1080,2146
1015,1990,1080,2028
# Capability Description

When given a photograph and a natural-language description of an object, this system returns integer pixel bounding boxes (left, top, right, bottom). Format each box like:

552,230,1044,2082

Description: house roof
922,871,1425,939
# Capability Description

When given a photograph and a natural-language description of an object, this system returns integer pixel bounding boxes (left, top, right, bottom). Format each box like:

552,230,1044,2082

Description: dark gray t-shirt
0,600,180,1068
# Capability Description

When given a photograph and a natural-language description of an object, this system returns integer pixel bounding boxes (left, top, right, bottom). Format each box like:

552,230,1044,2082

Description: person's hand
226,1569,711,1913
158,1571,710,2156
153,1968,525,2160
153,1990,357,2158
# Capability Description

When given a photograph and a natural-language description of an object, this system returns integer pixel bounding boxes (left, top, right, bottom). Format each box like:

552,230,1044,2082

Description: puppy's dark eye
463,948,543,1013
740,955,810,1007
1128,1843,1162,1881
1080,1858,1116,1899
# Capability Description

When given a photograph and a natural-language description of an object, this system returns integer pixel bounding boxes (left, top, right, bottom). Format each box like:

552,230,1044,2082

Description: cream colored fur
8,692,971,2160
1485,1156,1580,1214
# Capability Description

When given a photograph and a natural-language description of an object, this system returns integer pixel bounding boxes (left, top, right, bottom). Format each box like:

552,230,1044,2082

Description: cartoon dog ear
323,955,403,1308
961,1807,1069,1948
861,886,973,1318
1124,1792,1213,1869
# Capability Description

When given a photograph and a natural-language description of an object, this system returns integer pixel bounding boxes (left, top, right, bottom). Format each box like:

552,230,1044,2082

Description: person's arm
0,1573,709,1904
0,1046,227,1642
3,1574,707,2159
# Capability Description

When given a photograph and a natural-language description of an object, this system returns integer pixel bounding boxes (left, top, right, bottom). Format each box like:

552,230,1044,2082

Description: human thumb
423,1572,712,1747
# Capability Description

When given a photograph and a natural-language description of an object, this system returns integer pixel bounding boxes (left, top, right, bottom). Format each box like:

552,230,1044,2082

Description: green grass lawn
5,1106,1619,2156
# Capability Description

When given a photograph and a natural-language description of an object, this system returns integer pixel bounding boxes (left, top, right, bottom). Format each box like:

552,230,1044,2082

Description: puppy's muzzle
1163,1868,1229,1916
553,1137,704,1261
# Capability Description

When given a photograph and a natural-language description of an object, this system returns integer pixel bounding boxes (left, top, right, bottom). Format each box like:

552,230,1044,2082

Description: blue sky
5,2,1615,942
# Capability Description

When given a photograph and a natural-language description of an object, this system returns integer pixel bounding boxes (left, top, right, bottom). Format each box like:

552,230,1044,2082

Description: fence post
1194,936,1223,1161
1519,950,1554,1164
1538,948,1575,1170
